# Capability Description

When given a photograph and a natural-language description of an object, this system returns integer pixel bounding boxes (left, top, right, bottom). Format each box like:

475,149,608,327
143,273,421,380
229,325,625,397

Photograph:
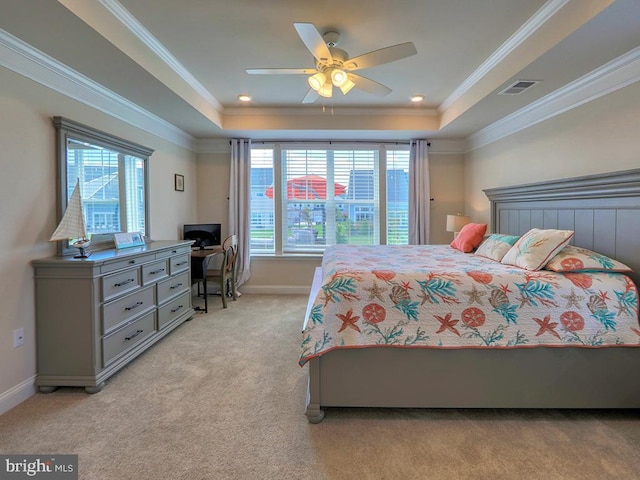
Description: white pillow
501,228,574,271
474,234,520,262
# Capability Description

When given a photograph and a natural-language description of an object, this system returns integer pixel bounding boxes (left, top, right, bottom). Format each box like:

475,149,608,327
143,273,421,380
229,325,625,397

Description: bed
301,168,640,423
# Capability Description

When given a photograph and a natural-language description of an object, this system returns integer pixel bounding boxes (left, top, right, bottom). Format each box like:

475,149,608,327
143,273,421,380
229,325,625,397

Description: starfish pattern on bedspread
300,245,640,366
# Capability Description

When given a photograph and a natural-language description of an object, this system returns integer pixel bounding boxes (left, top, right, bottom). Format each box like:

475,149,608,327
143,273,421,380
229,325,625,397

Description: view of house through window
67,139,146,236
250,144,410,254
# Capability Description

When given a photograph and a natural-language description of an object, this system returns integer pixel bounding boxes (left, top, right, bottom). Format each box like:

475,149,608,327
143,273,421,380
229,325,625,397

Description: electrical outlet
13,328,25,348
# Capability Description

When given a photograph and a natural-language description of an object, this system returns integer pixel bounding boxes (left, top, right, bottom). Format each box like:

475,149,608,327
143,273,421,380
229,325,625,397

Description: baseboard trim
0,376,36,416
239,285,311,295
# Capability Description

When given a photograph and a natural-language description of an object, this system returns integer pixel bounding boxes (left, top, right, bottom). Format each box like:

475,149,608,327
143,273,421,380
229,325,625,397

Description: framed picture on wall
175,174,184,191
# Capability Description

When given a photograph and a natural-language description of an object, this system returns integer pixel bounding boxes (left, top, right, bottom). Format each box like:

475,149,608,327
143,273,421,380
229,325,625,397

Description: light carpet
1,294,640,479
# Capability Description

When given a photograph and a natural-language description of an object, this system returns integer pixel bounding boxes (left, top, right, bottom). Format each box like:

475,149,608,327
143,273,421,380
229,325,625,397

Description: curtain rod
236,140,430,146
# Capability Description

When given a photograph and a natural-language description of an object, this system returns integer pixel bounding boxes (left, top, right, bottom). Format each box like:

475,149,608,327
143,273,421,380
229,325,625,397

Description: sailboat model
49,179,91,258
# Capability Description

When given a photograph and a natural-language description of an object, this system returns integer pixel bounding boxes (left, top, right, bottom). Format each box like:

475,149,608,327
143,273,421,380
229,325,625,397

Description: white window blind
386,149,410,244
250,148,275,252
250,143,409,254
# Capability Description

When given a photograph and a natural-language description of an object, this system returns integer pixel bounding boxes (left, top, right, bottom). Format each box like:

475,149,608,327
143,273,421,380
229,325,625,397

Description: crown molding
98,0,223,112
0,28,196,151
466,46,640,152
440,0,570,112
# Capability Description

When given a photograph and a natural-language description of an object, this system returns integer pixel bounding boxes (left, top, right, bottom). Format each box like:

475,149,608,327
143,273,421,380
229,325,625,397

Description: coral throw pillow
501,228,574,271
545,245,632,273
474,234,520,262
450,223,487,253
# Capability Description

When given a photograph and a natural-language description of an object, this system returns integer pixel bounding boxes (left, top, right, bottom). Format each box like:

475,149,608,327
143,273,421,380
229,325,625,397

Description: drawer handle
125,301,143,311
128,260,136,264
169,282,184,290
172,250,177,253
175,261,187,267
149,268,165,275
171,305,184,313
114,278,135,287
124,329,144,341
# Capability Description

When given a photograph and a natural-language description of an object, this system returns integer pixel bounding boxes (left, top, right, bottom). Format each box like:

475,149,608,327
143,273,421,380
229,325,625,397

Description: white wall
464,81,640,227
195,148,230,239
0,66,197,414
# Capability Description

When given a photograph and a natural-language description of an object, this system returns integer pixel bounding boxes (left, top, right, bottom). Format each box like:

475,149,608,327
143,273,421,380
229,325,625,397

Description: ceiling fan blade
302,89,319,104
349,73,392,96
246,68,317,75
294,23,333,63
343,42,417,70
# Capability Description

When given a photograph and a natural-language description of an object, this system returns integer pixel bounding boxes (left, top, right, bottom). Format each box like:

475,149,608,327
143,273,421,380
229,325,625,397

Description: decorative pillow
450,223,487,253
545,245,632,273
501,228,574,271
474,234,520,262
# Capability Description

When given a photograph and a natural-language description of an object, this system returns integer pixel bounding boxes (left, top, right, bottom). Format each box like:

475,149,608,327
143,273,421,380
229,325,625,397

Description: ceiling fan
246,23,417,104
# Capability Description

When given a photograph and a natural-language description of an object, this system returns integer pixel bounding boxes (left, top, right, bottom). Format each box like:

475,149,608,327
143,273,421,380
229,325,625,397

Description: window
250,143,410,254
54,117,153,255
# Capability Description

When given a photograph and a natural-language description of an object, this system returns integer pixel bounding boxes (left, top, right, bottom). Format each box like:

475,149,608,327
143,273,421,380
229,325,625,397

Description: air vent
499,80,540,95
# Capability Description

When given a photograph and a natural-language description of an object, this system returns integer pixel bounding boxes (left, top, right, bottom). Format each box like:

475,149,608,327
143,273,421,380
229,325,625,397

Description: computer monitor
183,223,221,249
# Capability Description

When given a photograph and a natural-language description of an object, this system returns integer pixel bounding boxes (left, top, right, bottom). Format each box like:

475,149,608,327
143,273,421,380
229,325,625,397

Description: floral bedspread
299,245,640,366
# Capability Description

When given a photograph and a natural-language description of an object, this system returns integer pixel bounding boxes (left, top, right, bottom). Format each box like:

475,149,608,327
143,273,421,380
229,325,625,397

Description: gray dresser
33,240,195,393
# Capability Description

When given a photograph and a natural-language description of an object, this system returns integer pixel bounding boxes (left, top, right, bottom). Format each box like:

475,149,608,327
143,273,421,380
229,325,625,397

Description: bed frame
304,168,640,423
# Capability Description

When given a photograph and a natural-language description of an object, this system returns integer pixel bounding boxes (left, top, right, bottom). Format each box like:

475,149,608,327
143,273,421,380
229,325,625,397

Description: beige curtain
409,139,431,244
229,139,251,286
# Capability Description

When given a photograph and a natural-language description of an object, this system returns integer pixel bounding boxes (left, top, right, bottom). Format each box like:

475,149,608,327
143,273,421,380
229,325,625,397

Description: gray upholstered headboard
484,169,640,288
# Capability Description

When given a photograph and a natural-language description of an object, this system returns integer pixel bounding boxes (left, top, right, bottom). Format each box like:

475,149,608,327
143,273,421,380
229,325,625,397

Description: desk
190,247,222,256
191,248,223,312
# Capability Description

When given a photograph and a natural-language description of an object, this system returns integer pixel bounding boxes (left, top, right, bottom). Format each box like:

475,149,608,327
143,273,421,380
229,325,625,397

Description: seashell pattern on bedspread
299,245,640,366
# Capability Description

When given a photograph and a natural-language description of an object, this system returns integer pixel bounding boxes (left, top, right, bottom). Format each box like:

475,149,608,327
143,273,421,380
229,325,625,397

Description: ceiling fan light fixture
318,82,333,98
331,68,348,87
339,78,355,95
308,72,326,91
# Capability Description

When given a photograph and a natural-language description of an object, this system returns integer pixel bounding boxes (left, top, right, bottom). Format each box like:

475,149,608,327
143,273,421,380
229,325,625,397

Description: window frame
250,142,410,256
53,116,153,256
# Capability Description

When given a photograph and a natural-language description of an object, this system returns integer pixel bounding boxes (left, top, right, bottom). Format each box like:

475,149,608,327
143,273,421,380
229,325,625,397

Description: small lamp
330,68,348,87
318,81,333,98
338,77,355,95
446,214,471,238
308,72,326,91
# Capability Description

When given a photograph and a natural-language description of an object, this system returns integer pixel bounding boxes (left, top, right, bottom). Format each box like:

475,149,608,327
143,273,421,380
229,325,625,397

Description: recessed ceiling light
238,94,252,102
410,95,424,103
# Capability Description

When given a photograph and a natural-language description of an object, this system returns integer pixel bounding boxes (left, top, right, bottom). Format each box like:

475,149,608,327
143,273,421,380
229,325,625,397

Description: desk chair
206,234,238,308
191,251,220,313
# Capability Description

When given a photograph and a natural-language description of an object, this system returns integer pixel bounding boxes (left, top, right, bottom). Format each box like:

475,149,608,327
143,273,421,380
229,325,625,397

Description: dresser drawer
102,311,156,366
100,253,155,274
156,245,191,259
169,253,190,274
102,286,155,334
102,268,141,302
142,259,168,285
158,291,191,329
157,271,190,304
